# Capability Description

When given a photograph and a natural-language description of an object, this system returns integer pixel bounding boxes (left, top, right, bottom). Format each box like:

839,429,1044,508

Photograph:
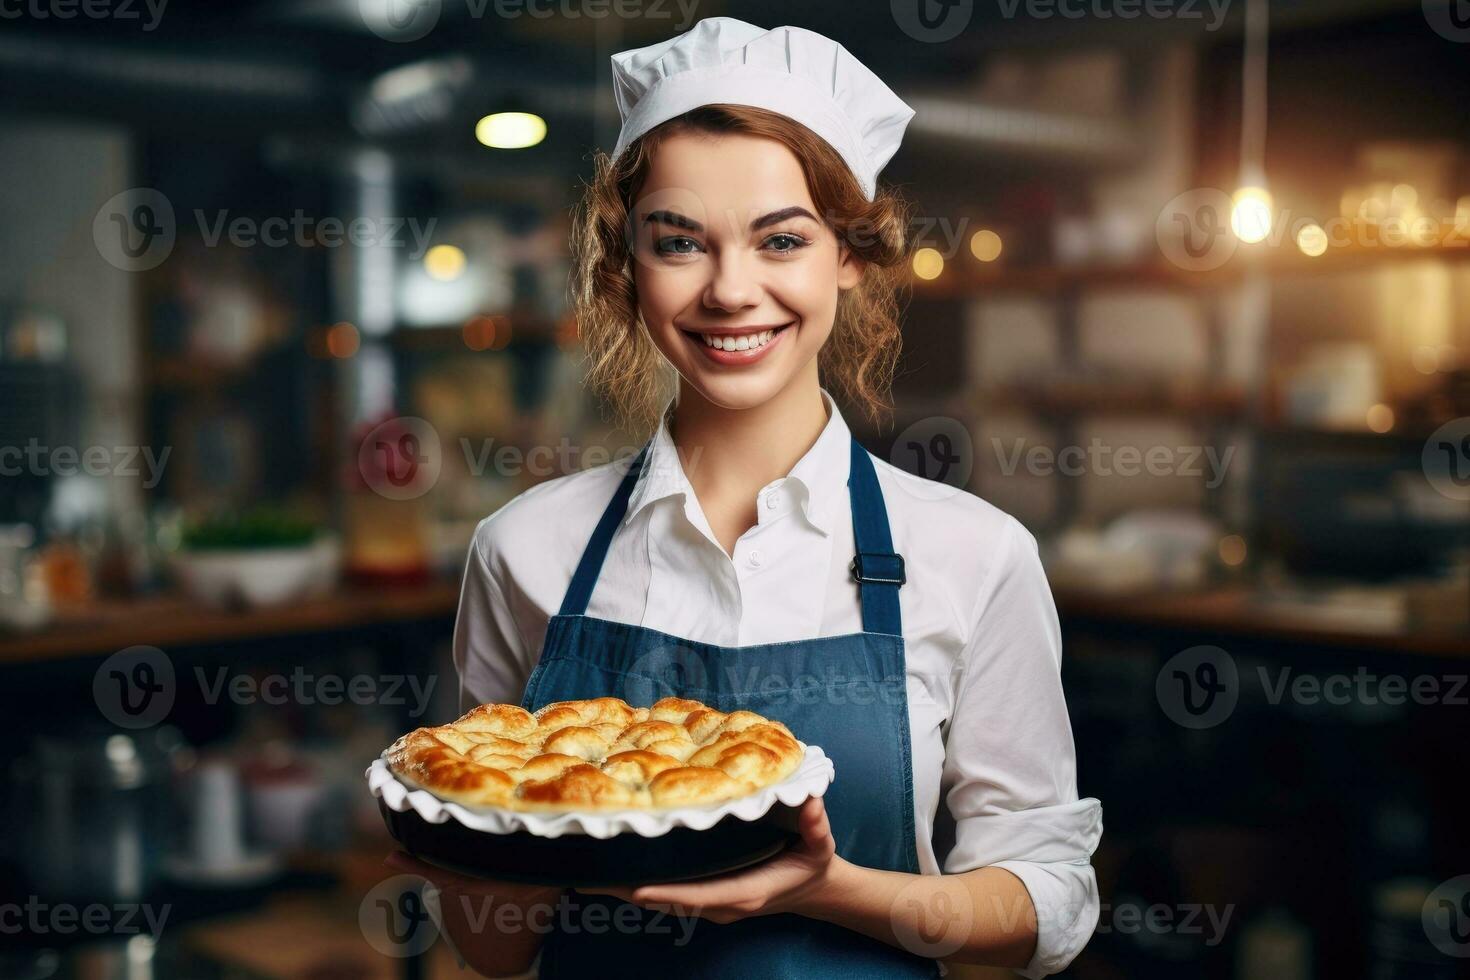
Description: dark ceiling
0,0,1448,196
0,0,1429,105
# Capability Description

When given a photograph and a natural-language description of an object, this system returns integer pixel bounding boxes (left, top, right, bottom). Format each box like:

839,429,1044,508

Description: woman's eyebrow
641,206,817,233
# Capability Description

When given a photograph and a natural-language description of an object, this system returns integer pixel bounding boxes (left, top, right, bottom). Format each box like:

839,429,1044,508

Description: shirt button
747,549,763,568
762,491,778,510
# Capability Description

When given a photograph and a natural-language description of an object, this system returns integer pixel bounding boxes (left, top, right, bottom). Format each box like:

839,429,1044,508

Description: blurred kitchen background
1,1,1468,978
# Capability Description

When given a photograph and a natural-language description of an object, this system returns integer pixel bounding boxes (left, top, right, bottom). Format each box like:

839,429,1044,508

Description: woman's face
630,131,863,412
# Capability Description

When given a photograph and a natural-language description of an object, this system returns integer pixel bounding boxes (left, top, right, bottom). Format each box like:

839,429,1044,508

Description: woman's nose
701,249,763,312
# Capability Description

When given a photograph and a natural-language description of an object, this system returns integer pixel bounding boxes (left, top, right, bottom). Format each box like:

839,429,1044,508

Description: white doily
367,743,834,840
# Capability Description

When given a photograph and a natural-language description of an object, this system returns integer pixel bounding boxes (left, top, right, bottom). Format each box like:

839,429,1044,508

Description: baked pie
385,696,805,812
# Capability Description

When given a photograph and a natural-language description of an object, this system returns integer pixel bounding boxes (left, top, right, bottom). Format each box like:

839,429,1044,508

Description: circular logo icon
93,645,175,729
891,0,974,43
1156,188,1237,272
1423,417,1470,501
360,874,440,958
1156,645,1238,729
623,643,713,705
359,0,442,42
358,416,442,500
1424,0,1470,43
1423,875,1470,957
93,188,175,272
888,876,974,957
889,416,973,500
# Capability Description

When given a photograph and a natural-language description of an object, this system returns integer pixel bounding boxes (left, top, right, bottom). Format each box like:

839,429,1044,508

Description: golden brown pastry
385,696,804,811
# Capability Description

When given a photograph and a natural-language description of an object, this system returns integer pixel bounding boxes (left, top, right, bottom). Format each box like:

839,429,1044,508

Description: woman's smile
680,321,794,366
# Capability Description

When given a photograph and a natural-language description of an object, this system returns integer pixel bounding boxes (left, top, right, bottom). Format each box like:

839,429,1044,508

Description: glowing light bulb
1230,186,1273,244
475,112,547,149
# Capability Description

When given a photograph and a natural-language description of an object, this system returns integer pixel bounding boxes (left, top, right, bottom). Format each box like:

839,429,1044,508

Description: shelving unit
913,239,1470,300
897,234,1470,544
0,580,460,665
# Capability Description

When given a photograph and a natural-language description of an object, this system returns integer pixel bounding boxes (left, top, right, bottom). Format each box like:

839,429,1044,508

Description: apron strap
556,434,905,637
558,441,651,617
847,437,905,636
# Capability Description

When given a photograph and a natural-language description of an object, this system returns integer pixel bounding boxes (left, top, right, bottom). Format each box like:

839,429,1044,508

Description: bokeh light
912,247,944,280
970,229,1003,262
1231,186,1273,244
424,244,466,281
1296,222,1328,257
475,112,547,149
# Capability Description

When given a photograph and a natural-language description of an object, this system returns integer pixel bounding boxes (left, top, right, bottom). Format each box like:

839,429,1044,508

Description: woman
388,16,1102,979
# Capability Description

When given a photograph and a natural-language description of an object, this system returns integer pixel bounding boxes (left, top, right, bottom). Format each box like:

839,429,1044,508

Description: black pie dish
379,798,801,887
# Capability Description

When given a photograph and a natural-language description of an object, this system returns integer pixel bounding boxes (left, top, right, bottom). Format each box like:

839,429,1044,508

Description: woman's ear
836,242,866,290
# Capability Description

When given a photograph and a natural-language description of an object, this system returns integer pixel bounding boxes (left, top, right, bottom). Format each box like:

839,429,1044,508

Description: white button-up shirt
453,388,1102,978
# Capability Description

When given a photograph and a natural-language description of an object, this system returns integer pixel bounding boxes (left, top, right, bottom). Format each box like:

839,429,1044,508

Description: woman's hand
575,795,842,924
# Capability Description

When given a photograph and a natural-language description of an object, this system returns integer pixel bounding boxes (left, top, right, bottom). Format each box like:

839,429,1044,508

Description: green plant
181,509,319,550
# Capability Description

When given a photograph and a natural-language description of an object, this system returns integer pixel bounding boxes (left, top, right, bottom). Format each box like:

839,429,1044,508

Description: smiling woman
416,16,1103,980
572,102,913,433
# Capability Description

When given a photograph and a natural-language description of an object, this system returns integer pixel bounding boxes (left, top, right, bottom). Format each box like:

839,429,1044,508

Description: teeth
701,328,777,351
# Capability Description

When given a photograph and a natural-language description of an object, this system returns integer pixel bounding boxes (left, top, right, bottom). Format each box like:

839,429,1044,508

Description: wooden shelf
1262,237,1470,278
974,382,1249,417
0,580,460,664
910,241,1470,299
1257,423,1457,444
1056,585,1470,658
912,262,1216,298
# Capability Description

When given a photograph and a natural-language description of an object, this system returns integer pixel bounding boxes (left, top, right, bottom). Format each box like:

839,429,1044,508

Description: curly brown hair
569,104,914,435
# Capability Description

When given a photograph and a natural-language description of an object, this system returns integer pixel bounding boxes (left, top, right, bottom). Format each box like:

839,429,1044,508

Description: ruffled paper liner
366,743,834,840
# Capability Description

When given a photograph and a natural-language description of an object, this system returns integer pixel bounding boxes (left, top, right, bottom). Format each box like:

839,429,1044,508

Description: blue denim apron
520,435,942,979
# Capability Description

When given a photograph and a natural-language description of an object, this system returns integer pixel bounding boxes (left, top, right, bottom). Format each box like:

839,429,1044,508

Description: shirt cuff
991,858,1100,979
942,797,1103,977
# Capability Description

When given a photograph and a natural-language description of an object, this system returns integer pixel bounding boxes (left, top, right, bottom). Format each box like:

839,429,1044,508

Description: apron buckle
850,551,906,586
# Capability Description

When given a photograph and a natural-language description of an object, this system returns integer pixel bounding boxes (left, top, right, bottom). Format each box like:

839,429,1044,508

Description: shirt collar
620,387,852,537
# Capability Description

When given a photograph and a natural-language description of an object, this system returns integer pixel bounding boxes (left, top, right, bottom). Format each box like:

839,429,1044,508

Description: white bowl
172,537,340,609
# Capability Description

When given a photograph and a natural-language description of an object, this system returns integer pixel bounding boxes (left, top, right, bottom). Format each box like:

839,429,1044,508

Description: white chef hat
609,16,914,201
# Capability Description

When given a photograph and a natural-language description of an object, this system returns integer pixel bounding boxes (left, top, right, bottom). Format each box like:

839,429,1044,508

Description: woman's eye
655,236,701,255
763,233,809,253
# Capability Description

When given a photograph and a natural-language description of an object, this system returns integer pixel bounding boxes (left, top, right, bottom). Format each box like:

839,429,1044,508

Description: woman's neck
667,370,830,555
